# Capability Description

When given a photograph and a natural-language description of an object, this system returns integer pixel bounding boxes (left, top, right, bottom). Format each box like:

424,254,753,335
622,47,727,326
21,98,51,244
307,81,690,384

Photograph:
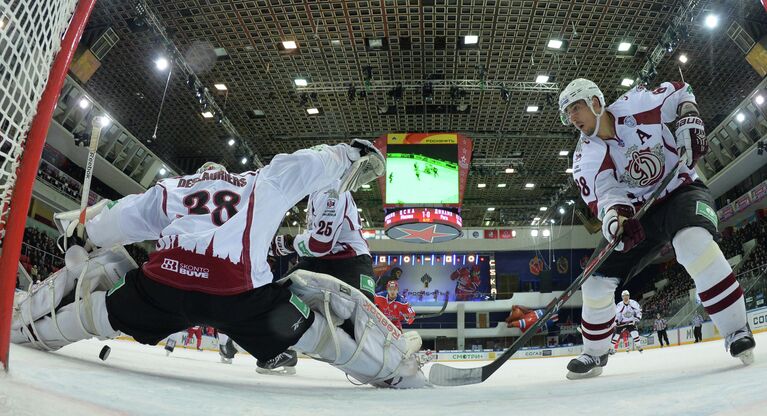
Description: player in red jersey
374,280,415,330
505,305,559,332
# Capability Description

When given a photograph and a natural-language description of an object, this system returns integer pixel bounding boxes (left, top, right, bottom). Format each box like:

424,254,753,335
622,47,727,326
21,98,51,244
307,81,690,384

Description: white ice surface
1,333,766,416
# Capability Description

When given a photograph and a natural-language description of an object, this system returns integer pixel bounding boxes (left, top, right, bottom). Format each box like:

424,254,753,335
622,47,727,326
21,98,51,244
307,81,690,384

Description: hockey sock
580,275,618,355
673,227,746,337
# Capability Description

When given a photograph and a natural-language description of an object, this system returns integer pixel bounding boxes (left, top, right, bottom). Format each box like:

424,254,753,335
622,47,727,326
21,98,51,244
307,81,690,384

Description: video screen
385,143,459,204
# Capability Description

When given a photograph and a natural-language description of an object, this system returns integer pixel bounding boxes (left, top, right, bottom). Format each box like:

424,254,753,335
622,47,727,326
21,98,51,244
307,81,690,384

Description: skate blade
256,366,297,376
566,367,603,380
736,349,755,366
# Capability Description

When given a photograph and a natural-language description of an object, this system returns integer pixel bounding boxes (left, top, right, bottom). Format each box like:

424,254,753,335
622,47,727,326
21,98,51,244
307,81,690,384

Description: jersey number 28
183,190,240,226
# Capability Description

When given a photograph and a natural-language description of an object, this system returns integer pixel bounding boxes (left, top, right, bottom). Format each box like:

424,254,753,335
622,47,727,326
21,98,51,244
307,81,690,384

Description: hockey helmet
621,290,630,297
196,161,227,174
558,78,605,126
386,279,399,291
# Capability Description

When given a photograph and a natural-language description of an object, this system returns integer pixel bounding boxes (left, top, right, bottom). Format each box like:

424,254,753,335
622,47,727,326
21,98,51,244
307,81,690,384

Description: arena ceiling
79,0,767,227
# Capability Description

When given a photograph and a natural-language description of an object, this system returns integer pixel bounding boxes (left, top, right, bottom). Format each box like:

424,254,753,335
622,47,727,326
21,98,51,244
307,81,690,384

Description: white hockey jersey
85,144,354,295
616,299,642,325
292,180,370,259
571,82,699,220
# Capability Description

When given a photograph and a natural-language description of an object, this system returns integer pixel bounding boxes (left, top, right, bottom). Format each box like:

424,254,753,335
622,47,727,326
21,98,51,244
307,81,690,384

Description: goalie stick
414,296,449,320
428,159,685,386
76,117,104,239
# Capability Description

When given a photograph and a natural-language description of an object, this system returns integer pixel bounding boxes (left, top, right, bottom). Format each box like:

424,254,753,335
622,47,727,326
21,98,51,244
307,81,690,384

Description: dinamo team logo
622,145,664,187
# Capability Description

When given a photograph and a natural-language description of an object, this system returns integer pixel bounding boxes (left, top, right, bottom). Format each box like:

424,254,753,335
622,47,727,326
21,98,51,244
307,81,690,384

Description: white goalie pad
11,245,138,351
283,270,427,388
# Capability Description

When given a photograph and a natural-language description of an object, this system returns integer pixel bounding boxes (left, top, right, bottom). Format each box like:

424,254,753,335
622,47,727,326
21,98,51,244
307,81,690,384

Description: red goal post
0,0,98,370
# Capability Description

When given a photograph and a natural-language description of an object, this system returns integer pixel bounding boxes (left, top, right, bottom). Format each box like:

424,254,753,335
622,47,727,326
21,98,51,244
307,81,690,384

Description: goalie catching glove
674,115,707,169
339,139,385,193
602,205,645,253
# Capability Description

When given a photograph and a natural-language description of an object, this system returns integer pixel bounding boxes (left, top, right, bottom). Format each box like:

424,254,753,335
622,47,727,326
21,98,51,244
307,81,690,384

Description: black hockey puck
99,345,111,361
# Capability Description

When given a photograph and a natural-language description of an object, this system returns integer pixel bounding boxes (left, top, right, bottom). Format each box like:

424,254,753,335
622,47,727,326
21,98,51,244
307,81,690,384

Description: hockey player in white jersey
609,290,643,354
559,79,755,379
259,181,376,374
11,140,428,388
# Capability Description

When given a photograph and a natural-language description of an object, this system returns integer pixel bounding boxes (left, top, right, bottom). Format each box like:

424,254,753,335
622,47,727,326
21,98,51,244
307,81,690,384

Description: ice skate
725,325,756,365
256,350,298,375
566,352,609,380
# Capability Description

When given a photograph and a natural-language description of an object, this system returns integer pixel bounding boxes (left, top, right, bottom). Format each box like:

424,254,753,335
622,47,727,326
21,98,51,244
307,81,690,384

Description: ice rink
1,332,765,416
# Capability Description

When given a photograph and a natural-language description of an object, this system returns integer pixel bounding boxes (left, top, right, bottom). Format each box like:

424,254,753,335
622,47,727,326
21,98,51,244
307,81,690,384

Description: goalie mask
197,161,227,174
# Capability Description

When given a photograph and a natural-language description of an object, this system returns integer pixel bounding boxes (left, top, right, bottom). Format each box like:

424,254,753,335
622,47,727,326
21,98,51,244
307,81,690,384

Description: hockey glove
270,234,295,257
339,139,385,193
674,116,707,169
602,205,645,252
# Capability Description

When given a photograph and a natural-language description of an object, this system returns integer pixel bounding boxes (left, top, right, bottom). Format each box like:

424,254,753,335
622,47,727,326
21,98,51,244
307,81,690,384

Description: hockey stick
428,160,685,386
75,117,104,239
414,296,449,320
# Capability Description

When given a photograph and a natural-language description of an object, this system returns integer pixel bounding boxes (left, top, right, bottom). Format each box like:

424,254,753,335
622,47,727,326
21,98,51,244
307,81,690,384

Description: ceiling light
154,57,169,71
621,78,634,87
294,78,308,87
559,150,569,156
214,83,227,91
361,184,371,189
291,221,298,226
565,168,574,173
463,35,479,45
505,168,516,173
282,40,298,49
735,112,745,123
678,54,688,64
159,167,167,175
542,229,551,237
368,38,384,49
306,107,320,115
331,39,342,46
525,183,535,189
78,98,90,109
558,207,566,214
227,138,236,146
497,183,507,188
240,156,248,165
547,39,563,49
95,116,111,127
487,207,495,211
357,208,363,212
526,105,539,113
539,207,547,211
201,111,214,118
755,95,764,106
478,183,486,188
704,14,719,29
535,74,550,83
531,229,539,237
618,42,632,52
533,217,541,221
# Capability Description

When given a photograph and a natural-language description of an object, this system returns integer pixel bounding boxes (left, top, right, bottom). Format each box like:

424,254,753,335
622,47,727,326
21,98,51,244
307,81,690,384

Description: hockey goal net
0,0,97,370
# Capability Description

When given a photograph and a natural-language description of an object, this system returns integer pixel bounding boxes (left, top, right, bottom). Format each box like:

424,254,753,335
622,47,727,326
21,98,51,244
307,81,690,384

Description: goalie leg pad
285,270,426,388
11,246,136,351
11,291,118,351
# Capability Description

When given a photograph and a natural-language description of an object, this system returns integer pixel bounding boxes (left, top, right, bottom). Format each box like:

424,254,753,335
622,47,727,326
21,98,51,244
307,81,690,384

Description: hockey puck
99,345,111,361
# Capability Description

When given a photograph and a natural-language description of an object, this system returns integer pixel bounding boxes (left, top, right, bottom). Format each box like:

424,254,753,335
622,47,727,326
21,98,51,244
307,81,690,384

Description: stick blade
428,363,483,386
